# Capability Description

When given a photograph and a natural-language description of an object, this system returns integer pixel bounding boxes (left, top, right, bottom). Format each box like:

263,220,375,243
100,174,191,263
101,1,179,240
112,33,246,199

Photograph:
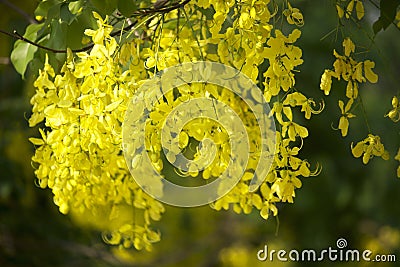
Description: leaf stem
358,95,372,134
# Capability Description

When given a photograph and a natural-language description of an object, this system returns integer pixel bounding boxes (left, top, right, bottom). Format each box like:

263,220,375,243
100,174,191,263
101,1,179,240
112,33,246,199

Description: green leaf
66,8,97,49
10,24,43,79
36,1,63,32
46,20,68,50
117,0,138,17
29,58,45,79
69,0,86,15
373,0,400,34
34,0,63,17
61,2,78,25
372,19,383,34
89,0,118,16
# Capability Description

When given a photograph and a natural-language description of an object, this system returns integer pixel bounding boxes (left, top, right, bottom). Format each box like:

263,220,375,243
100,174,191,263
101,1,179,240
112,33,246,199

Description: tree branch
133,0,191,16
151,0,191,14
12,30,70,53
0,22,139,54
0,0,192,54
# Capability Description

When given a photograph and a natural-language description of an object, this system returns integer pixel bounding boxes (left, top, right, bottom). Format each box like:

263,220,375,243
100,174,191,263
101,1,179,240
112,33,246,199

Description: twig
12,30,71,53
133,0,191,16
0,29,14,39
0,0,192,54
154,0,191,14
0,22,139,54
0,0,38,24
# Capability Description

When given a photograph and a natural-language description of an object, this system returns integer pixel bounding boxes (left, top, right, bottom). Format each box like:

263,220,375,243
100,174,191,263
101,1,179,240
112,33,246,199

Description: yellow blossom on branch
320,38,378,99
338,98,356,137
386,96,400,122
351,134,389,164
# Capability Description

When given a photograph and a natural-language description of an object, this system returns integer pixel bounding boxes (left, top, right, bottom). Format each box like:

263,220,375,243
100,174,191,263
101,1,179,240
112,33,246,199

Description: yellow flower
351,134,389,164
363,60,378,83
343,37,355,57
84,12,113,44
269,101,292,124
263,29,303,98
396,10,400,28
385,96,400,122
238,12,253,29
283,92,324,119
323,37,378,91
283,2,304,26
320,69,337,95
341,0,364,20
338,99,356,137
27,0,320,244
336,4,344,18
29,13,165,251
282,121,308,141
395,148,400,178
271,170,302,203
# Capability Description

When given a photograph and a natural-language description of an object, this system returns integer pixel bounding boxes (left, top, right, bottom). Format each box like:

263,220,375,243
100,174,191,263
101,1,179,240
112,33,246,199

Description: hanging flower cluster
351,134,389,164
321,37,390,165
131,0,320,219
386,96,400,123
327,1,400,177
320,38,372,132
29,13,163,251
385,96,400,178
28,0,325,250
263,29,303,101
283,2,304,26
321,38,378,102
198,0,321,218
257,16,322,217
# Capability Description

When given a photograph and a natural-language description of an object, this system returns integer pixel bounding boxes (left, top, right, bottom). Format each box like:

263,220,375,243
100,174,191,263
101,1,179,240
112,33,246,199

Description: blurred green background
1,1,400,266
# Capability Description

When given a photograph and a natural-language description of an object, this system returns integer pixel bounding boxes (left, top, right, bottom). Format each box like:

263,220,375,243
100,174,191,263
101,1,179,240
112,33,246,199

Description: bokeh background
1,1,400,266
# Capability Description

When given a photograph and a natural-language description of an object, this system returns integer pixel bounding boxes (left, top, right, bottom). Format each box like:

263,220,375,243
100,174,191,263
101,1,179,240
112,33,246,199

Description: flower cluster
283,2,304,26
256,17,322,212
385,96,400,178
351,134,389,164
338,98,355,137
29,13,162,251
321,38,378,100
261,28,323,201
29,0,323,249
263,29,303,101
336,0,365,20
202,0,320,218
320,37,390,166
138,0,319,219
321,38,379,137
386,96,400,123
